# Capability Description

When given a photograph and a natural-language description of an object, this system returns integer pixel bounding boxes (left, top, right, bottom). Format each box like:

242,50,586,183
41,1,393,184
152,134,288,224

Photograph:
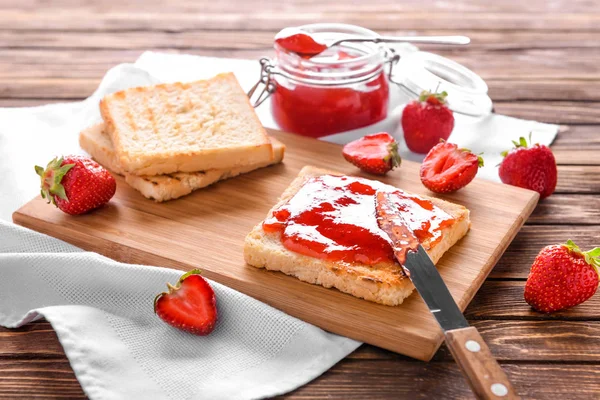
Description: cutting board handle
445,326,520,400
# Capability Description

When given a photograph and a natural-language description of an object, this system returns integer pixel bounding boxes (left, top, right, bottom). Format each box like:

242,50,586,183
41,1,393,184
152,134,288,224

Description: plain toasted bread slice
244,166,470,306
99,72,273,176
79,123,285,202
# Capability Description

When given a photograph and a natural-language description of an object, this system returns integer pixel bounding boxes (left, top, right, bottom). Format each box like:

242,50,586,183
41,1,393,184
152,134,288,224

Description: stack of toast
80,73,285,202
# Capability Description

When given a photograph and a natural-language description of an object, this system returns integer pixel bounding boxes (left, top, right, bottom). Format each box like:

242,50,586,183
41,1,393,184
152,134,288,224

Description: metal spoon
329,35,470,47
275,28,470,58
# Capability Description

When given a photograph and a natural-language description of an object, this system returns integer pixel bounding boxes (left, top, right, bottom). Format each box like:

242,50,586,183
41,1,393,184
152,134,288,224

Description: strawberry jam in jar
269,24,390,138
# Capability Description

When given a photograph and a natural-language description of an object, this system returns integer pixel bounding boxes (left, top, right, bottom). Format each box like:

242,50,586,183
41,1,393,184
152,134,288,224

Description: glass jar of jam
248,23,493,137
264,23,392,138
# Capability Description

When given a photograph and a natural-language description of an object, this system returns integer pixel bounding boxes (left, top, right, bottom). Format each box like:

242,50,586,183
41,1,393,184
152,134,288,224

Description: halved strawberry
420,141,483,193
154,269,217,336
342,132,401,176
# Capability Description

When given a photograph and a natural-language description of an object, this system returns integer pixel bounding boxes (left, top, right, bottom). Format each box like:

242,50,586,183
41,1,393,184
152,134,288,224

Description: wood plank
281,361,600,399
491,225,600,279
0,98,70,107
2,46,599,80
0,10,598,31
0,323,64,358
552,126,600,165
529,195,600,224
556,166,600,192
1,30,599,52
3,47,599,80
12,130,539,361
493,101,600,125
353,319,600,362
466,281,600,320
0,42,600,81
1,357,599,400
3,0,599,14
5,76,600,104
0,359,85,399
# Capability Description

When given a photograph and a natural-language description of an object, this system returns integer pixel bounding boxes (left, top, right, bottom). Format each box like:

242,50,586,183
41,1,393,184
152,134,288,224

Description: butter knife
375,191,519,400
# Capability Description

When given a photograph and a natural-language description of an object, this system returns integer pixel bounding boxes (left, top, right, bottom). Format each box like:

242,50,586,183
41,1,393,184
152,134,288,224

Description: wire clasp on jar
247,58,277,107
383,47,420,99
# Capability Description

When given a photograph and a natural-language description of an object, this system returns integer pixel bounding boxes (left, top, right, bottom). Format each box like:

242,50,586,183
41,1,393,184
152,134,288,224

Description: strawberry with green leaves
36,155,116,215
499,135,557,199
342,132,401,175
154,269,218,336
401,90,455,154
525,240,600,313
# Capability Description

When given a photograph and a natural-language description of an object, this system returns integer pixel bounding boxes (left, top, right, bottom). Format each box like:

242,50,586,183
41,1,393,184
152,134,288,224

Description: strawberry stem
386,141,402,168
564,239,600,278
418,90,448,104
35,156,75,205
166,282,179,294
179,268,204,283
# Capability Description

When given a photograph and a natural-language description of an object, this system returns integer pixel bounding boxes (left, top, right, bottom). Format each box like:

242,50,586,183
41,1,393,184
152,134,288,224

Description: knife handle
445,326,520,400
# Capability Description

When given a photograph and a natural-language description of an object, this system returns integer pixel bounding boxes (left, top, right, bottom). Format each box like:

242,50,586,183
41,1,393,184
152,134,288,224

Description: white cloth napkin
0,51,559,399
0,220,360,400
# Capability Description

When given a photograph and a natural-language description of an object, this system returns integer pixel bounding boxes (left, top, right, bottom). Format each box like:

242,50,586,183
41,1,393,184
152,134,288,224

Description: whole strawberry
525,240,600,313
35,155,116,215
420,141,483,193
342,132,401,175
154,269,218,336
401,90,455,154
499,136,557,199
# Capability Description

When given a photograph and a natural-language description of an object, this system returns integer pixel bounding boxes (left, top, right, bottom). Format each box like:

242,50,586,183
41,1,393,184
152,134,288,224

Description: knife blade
375,190,518,400
375,190,469,331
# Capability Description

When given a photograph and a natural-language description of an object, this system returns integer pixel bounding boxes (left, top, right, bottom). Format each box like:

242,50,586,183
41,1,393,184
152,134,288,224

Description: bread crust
244,166,470,306
99,73,273,175
79,123,285,202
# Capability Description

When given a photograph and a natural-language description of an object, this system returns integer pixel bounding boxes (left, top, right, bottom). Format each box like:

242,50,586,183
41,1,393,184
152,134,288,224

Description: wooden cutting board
13,129,538,361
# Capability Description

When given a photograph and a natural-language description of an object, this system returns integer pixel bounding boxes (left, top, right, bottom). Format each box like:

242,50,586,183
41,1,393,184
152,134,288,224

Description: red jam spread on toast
262,175,455,265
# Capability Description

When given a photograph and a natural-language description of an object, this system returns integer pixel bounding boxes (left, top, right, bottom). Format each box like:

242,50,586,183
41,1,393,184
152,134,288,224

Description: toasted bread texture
99,73,273,176
244,166,470,306
79,123,285,202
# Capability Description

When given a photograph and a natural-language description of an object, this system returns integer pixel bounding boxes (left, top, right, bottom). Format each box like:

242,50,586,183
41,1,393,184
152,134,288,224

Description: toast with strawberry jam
244,166,470,306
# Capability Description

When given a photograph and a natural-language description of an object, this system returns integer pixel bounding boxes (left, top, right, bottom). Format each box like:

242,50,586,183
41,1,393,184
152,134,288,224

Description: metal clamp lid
247,58,277,107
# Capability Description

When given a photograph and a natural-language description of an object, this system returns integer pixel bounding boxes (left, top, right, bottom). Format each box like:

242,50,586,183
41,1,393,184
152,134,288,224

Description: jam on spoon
274,27,328,58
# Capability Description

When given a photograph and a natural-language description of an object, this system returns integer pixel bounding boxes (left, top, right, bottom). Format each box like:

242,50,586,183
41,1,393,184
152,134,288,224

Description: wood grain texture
467,282,600,321
0,8,599,31
2,357,600,400
490,225,600,279
12,129,539,361
529,195,600,224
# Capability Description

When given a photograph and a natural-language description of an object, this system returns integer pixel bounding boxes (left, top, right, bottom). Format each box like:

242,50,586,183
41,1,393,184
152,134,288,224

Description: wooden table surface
1,1,599,398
